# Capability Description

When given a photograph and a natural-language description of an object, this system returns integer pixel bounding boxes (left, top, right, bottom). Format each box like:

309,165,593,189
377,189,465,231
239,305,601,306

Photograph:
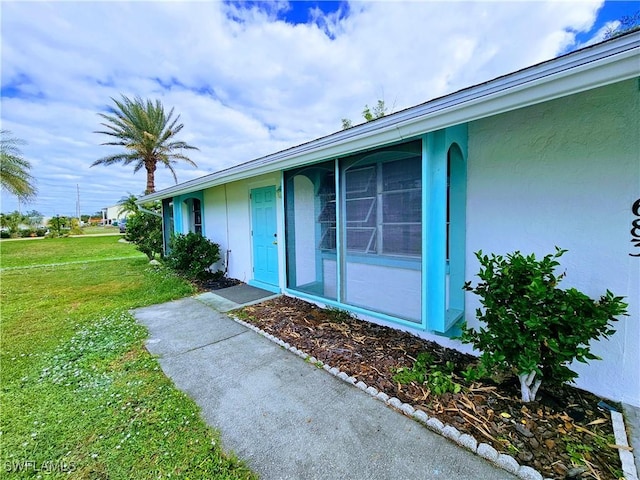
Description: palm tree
117,193,140,217
0,130,37,200
93,95,199,194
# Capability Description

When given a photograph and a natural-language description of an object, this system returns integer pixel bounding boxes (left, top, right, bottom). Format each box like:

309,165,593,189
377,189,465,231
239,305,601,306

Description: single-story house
140,32,639,407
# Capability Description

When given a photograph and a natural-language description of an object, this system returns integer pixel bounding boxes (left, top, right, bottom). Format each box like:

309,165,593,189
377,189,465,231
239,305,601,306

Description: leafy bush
392,353,462,396
165,232,220,280
125,211,163,260
459,248,628,402
69,218,83,235
46,215,70,238
460,363,489,384
326,307,355,323
20,227,47,238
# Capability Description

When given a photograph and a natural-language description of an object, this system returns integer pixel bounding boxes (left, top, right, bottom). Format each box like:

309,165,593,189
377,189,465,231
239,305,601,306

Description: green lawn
0,235,136,269
1,236,255,479
80,225,121,235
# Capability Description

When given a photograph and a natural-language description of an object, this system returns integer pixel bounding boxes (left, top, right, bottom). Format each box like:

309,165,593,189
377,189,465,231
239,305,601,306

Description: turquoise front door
251,186,279,289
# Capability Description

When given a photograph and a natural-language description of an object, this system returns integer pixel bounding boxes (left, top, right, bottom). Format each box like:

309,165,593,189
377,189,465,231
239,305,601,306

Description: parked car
119,221,127,233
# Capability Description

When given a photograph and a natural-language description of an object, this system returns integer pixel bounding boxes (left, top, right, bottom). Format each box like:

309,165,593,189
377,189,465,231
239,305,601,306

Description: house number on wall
631,199,640,257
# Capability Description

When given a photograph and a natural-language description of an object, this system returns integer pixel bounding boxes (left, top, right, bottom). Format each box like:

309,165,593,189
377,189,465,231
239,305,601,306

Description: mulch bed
237,295,624,480
196,276,243,290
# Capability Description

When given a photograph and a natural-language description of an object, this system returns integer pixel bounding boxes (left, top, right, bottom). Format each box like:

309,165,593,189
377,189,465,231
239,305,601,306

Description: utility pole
76,184,81,222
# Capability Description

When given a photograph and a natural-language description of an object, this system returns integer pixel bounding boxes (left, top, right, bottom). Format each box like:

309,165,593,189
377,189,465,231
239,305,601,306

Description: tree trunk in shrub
519,371,542,402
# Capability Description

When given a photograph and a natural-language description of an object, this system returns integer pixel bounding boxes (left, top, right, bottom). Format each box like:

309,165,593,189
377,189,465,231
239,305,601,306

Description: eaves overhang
139,31,640,204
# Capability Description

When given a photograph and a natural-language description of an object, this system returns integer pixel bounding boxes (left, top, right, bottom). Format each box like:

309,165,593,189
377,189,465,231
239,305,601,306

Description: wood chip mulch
236,296,624,480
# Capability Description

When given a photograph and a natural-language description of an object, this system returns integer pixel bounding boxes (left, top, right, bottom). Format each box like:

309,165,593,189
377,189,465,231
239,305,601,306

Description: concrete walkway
133,295,517,480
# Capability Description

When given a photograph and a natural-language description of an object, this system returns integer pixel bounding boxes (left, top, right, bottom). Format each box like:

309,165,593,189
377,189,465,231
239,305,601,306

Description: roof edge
140,31,640,203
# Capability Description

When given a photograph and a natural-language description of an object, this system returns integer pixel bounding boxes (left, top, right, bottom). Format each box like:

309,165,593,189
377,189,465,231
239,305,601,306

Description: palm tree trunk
145,162,156,194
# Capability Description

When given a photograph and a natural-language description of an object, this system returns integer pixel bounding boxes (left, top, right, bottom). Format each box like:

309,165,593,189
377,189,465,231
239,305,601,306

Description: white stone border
232,315,636,480
611,410,639,480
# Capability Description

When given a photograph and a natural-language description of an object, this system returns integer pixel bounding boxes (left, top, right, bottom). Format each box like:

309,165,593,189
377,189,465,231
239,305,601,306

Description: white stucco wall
466,78,640,406
198,79,638,407
202,173,282,285
202,187,228,271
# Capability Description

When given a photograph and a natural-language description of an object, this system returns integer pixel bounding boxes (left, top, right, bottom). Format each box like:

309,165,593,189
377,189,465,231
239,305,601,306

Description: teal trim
282,178,298,285
172,199,183,235
423,124,468,335
284,166,333,296
421,134,429,330
284,172,297,287
279,171,286,289
334,158,343,303
445,125,468,332
161,198,175,254
284,288,424,329
313,172,325,292
424,130,447,333
174,191,205,234
248,279,281,294
282,131,468,334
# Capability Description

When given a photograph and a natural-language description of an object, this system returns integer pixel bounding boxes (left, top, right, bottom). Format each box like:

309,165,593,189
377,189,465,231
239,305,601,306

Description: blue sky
1,0,637,218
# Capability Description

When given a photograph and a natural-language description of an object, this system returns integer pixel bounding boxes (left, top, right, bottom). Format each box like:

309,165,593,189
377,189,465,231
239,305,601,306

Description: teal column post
423,131,447,331
446,125,468,333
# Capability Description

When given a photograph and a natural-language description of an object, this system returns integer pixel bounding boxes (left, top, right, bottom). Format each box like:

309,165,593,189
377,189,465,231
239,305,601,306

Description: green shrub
459,248,628,402
165,232,220,280
69,218,83,235
325,307,355,323
392,353,462,396
125,211,163,260
460,364,489,384
47,215,68,238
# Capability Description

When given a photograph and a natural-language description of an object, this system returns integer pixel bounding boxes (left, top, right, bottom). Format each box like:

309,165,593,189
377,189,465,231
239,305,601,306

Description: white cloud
578,19,620,48
1,0,604,216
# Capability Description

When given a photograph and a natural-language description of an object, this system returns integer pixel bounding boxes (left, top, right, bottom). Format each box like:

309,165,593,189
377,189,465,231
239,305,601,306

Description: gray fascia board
139,32,639,204
395,45,640,140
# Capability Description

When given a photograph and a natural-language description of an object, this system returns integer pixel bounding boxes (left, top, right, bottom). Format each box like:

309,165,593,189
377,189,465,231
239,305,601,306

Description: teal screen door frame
250,186,279,290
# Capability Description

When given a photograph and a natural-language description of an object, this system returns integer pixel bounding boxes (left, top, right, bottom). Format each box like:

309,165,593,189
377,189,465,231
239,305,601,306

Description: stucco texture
467,78,640,406
202,173,282,285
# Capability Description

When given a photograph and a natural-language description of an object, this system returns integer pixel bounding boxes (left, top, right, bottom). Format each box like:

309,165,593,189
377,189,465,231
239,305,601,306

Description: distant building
102,205,127,226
